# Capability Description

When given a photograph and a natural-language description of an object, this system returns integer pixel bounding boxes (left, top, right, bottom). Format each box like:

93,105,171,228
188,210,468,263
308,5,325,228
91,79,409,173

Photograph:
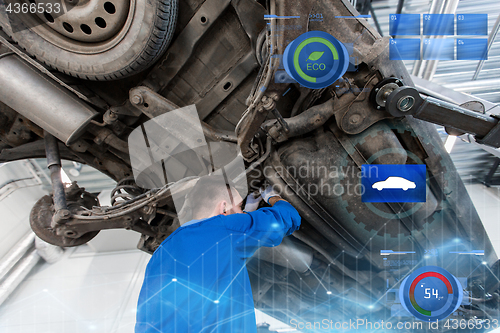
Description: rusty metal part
0,54,98,145
30,179,165,247
46,178,199,244
253,237,313,273
129,86,237,142
87,126,129,153
233,137,272,184
103,110,119,125
142,0,233,91
265,151,366,258
56,213,155,239
232,0,267,48
292,230,368,283
0,33,107,108
44,132,69,226
30,184,101,247
237,96,275,159
238,0,414,153
335,75,390,135
264,99,335,143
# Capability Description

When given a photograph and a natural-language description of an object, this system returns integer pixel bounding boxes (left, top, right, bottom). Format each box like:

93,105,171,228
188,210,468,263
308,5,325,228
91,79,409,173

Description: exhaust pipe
0,54,97,145
253,237,313,273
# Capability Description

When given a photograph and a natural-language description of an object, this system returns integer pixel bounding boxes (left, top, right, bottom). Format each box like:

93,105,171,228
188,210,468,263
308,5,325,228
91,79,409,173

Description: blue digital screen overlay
423,14,455,35
389,14,421,36
283,31,350,89
457,39,488,60
389,39,421,60
399,266,463,321
457,14,488,35
413,277,449,311
361,164,426,203
423,39,455,60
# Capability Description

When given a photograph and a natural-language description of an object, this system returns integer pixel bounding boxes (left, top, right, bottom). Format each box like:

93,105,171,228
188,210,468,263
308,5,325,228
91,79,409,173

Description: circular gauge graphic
283,31,349,89
399,266,463,321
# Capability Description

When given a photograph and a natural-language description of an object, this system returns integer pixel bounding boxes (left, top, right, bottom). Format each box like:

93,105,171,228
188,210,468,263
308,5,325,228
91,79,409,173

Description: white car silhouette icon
372,176,416,191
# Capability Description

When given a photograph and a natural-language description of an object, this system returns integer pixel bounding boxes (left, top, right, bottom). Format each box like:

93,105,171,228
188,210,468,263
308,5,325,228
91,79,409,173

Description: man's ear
218,200,228,215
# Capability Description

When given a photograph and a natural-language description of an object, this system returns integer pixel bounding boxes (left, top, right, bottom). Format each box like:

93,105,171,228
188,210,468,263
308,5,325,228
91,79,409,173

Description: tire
0,0,177,81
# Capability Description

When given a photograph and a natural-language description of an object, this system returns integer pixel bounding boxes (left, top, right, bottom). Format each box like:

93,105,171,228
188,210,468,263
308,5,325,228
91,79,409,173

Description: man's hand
259,185,282,206
243,192,262,212
268,196,284,206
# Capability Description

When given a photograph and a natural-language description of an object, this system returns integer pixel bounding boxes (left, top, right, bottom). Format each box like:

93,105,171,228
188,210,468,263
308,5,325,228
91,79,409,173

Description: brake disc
30,185,100,247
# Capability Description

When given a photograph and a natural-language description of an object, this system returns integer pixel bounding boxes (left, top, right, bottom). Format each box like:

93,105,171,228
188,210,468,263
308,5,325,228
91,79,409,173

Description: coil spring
110,177,145,206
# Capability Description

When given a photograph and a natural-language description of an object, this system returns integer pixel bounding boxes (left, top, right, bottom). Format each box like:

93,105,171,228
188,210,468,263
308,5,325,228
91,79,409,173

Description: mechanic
135,175,301,333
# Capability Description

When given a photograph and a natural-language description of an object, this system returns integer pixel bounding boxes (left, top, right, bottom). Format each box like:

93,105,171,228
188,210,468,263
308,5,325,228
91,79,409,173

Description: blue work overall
135,200,301,333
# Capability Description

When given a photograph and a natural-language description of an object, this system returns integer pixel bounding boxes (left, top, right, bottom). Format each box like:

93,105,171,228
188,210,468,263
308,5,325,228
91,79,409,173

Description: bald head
183,175,243,222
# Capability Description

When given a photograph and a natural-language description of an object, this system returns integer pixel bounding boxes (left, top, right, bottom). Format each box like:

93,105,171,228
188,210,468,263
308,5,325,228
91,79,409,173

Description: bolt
375,88,380,92
350,114,361,124
131,94,143,105
61,210,71,218
377,106,381,110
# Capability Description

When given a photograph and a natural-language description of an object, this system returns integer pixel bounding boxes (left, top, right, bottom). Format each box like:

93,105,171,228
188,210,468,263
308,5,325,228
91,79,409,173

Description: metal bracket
477,115,500,148
141,0,233,91
129,86,237,143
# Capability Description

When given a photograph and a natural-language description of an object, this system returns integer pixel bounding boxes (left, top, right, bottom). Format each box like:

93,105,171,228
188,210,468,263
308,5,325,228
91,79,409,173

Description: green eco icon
307,51,324,61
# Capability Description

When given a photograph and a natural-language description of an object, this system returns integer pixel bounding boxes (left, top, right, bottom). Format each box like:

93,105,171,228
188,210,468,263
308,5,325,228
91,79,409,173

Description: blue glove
259,185,281,204
244,192,262,212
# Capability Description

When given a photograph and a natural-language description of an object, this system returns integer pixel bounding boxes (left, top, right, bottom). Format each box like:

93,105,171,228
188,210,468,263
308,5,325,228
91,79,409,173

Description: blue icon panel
423,39,455,60
423,14,455,35
390,14,421,36
389,39,421,60
457,14,488,35
361,164,426,203
457,39,488,60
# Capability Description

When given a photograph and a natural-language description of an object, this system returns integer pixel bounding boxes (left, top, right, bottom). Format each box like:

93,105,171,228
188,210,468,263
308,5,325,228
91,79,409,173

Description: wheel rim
18,0,136,54
36,0,130,43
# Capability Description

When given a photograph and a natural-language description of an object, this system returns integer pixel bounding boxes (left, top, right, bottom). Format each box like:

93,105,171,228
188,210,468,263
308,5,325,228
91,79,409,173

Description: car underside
0,0,499,331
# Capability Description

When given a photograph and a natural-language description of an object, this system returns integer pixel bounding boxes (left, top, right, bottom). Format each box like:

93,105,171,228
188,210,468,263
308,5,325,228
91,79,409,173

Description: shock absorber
44,132,70,226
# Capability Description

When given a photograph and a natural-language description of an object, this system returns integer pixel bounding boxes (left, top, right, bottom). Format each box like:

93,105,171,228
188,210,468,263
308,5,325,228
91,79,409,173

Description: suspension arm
385,86,500,148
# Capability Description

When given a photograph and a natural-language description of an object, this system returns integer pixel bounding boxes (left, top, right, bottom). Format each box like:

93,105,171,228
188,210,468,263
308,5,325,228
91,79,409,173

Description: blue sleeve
222,200,301,259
